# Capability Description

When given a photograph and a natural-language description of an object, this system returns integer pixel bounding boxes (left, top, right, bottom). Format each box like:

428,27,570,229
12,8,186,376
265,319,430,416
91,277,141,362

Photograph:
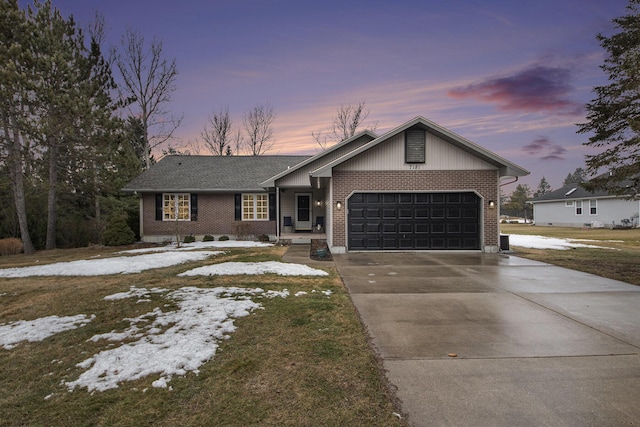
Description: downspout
137,192,144,242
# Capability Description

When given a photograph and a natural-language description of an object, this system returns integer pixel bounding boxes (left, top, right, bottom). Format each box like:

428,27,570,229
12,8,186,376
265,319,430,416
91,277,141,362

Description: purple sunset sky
38,0,629,191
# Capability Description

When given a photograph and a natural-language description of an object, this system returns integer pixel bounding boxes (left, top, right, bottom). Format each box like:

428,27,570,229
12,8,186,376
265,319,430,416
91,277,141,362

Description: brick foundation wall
141,193,276,241
331,170,499,249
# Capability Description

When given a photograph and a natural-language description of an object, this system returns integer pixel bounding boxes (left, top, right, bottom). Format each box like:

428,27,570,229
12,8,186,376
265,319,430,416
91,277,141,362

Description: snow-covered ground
0,314,95,350
179,261,329,277
119,240,272,254
0,242,331,394
508,234,618,250
0,251,223,278
0,241,275,278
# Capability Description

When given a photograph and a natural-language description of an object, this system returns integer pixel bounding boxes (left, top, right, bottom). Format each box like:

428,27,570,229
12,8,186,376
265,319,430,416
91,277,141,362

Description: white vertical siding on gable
335,132,496,171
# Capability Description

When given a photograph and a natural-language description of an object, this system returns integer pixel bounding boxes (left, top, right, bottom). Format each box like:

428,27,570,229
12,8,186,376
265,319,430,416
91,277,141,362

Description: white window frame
575,200,583,216
565,200,574,207
163,193,190,221
589,199,597,215
242,193,269,221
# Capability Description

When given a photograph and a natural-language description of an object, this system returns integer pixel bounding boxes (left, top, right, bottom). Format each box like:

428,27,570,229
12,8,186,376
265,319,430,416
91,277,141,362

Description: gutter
499,176,518,187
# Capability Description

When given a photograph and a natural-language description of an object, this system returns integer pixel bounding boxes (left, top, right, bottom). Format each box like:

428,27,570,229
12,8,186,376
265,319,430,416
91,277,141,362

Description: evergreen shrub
102,215,136,246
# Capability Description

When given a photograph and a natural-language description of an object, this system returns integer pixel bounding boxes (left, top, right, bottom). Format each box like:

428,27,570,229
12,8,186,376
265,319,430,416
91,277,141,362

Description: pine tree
505,184,532,220
562,167,587,186
1,0,127,250
533,176,552,198
0,0,36,254
578,0,640,197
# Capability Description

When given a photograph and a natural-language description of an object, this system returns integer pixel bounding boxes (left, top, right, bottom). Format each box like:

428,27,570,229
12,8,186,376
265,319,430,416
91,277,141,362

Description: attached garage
347,192,480,250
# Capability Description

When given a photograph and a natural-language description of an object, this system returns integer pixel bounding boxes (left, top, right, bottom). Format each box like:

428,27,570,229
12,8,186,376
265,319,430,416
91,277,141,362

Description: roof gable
123,155,311,193
259,130,378,187
311,116,529,178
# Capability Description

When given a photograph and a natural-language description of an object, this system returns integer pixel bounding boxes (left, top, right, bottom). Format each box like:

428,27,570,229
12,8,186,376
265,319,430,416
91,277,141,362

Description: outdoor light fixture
488,200,496,208
316,200,322,207
336,201,343,210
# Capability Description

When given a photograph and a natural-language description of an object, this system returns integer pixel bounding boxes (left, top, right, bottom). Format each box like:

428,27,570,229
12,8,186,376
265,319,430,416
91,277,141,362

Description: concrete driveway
333,252,640,427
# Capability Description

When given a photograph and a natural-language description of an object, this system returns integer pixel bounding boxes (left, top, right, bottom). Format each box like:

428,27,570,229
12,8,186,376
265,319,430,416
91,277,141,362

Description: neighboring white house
529,182,640,228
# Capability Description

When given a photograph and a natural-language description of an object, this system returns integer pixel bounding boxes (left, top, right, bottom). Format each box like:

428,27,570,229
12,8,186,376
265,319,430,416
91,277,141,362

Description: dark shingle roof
122,155,311,193
529,182,611,203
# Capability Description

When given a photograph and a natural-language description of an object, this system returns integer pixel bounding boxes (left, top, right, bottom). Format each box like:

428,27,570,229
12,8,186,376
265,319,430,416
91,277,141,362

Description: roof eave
260,130,378,187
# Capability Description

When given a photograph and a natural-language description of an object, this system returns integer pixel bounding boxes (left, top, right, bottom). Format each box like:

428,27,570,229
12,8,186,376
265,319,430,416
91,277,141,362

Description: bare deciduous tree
115,28,181,169
312,101,377,149
243,104,275,156
201,108,233,156
231,128,243,155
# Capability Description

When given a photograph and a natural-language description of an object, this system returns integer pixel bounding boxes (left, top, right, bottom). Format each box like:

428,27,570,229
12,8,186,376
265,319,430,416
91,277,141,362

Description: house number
408,164,421,170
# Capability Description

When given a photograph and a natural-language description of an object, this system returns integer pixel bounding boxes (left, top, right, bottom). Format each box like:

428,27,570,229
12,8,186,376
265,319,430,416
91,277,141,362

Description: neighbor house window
163,193,190,221
243,194,268,220
565,201,574,207
575,200,583,215
589,199,597,215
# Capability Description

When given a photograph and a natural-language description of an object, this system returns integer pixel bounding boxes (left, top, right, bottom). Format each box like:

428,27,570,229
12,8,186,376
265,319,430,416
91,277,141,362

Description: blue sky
39,0,630,192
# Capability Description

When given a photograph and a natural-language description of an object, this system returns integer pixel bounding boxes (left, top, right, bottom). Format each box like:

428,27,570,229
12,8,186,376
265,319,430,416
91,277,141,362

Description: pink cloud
448,66,583,115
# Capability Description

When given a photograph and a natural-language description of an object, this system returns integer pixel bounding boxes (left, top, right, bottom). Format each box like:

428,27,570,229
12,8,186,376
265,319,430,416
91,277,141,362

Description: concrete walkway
332,252,640,427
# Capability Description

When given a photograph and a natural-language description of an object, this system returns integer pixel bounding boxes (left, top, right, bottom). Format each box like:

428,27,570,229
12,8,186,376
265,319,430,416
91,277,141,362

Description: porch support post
276,187,280,239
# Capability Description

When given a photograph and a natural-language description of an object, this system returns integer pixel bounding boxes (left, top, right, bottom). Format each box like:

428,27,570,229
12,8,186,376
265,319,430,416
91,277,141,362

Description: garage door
348,192,480,250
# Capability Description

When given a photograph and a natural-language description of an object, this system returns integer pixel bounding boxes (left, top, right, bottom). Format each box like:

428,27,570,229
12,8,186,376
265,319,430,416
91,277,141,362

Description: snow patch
178,261,328,277
65,287,266,392
119,240,271,254
0,314,94,350
0,251,220,277
508,234,615,250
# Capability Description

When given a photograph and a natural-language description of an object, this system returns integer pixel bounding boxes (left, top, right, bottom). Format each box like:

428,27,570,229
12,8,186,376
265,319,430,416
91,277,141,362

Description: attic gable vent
565,188,577,196
405,129,426,163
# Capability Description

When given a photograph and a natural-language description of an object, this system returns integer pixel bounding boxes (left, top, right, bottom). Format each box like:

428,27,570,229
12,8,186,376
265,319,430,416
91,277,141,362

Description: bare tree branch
115,28,180,169
312,101,377,150
201,107,233,156
243,104,275,156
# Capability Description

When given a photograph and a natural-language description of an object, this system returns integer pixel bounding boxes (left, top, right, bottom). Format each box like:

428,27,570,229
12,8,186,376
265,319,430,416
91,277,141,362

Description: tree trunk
5,108,35,254
45,140,58,250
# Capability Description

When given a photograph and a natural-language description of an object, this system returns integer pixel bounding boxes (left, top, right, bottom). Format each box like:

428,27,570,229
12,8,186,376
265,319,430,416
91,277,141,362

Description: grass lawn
501,224,640,286
0,245,404,426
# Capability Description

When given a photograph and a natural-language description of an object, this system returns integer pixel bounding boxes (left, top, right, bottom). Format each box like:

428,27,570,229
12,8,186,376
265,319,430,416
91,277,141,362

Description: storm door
295,193,312,231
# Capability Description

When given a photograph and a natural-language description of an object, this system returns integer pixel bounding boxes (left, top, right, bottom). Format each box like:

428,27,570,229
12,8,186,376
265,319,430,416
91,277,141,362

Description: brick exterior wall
331,170,499,249
141,193,276,241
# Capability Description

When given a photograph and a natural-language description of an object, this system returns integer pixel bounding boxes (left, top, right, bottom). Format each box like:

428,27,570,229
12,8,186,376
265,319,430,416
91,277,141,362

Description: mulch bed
310,239,333,261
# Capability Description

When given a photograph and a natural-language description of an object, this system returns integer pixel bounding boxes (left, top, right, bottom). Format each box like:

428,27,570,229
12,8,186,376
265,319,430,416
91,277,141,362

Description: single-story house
123,116,529,253
529,181,640,228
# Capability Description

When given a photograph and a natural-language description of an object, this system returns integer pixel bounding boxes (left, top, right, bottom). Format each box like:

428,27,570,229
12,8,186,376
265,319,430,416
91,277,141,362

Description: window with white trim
575,200,583,215
243,194,268,220
163,193,190,221
565,201,574,207
589,199,597,215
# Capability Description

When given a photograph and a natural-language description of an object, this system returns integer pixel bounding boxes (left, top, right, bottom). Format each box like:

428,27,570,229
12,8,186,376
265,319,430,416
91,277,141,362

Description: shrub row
0,238,23,256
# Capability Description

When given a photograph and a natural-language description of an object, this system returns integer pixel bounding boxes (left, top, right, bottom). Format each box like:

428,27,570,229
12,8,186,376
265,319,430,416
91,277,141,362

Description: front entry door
295,193,312,231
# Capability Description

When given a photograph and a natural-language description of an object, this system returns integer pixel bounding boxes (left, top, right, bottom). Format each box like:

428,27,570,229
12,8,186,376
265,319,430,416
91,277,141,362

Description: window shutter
269,193,276,220
234,194,242,220
190,194,198,221
155,194,163,220
405,129,426,163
